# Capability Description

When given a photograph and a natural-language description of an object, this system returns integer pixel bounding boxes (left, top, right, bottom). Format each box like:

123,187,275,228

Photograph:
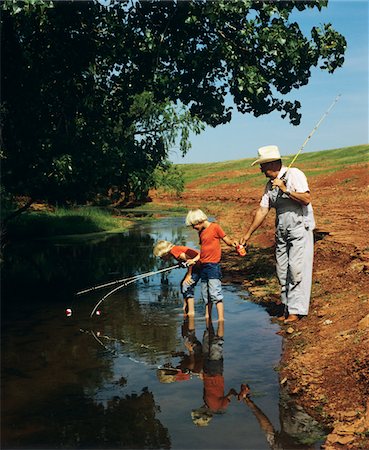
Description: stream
1,217,325,449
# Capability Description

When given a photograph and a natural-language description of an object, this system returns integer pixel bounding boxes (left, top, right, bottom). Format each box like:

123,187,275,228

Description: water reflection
1,218,325,449
191,318,239,425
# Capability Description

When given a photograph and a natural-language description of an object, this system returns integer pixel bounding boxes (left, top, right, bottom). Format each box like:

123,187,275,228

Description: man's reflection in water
239,391,317,450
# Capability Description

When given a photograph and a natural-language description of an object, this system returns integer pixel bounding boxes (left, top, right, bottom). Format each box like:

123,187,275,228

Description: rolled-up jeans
200,263,223,305
181,268,201,299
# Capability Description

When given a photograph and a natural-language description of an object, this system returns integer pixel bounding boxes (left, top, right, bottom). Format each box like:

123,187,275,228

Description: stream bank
151,160,369,449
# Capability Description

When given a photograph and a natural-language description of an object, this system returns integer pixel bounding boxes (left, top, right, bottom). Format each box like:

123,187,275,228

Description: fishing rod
89,263,185,318
284,94,341,177
76,263,183,296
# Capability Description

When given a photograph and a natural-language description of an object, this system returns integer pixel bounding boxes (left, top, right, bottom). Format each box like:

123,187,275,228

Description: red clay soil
151,162,369,449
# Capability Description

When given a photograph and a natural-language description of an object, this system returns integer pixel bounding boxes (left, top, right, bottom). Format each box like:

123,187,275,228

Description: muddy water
1,217,325,449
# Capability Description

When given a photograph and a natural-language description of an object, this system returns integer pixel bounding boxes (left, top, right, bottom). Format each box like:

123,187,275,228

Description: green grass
177,144,368,187
4,203,190,240
6,206,130,239
178,158,255,184
197,173,261,189
4,144,367,239
126,203,188,214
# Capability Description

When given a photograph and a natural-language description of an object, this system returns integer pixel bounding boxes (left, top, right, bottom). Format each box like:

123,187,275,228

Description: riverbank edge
220,240,369,450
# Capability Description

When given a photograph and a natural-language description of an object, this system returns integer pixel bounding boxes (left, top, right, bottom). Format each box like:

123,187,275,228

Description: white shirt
260,166,316,230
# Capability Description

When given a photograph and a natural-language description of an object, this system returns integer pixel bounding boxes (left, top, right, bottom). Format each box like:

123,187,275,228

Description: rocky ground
151,162,369,449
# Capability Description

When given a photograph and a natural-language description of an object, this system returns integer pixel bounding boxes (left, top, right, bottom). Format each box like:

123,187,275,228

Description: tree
1,0,346,211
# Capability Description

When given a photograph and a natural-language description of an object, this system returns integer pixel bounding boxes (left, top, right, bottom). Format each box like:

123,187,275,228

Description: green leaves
311,24,347,73
1,0,54,16
1,0,346,206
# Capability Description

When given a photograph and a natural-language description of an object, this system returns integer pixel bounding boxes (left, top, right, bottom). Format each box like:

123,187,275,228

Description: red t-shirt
199,223,226,263
203,374,230,412
170,245,199,261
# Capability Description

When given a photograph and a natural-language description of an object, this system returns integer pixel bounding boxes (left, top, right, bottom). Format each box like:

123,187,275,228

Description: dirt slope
151,158,369,449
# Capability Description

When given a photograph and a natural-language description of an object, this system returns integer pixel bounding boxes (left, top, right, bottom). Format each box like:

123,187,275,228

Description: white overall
265,168,315,316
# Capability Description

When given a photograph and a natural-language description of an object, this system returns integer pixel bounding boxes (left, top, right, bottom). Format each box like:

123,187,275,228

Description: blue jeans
181,268,201,299
200,263,223,304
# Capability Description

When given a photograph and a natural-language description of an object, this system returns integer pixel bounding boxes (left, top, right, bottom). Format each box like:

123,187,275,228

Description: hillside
152,144,369,449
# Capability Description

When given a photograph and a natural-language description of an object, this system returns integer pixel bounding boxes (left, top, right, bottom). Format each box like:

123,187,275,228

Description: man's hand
238,383,251,400
240,234,251,246
271,178,287,192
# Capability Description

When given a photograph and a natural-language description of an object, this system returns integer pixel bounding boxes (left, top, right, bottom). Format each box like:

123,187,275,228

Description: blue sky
169,0,368,164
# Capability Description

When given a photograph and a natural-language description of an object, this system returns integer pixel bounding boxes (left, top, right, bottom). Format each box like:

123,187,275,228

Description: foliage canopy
1,0,346,207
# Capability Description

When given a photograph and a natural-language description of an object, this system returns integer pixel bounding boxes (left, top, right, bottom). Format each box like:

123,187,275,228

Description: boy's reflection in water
158,317,316,450
191,318,316,449
156,315,203,384
191,318,242,426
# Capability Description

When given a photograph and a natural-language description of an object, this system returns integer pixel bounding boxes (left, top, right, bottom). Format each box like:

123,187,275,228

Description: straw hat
251,145,282,166
156,367,190,383
156,368,178,383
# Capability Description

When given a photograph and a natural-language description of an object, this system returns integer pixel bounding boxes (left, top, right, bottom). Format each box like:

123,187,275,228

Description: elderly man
240,145,315,323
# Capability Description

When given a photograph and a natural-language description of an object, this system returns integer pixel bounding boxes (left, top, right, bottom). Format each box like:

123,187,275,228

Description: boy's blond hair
191,407,213,426
185,209,208,226
153,240,174,257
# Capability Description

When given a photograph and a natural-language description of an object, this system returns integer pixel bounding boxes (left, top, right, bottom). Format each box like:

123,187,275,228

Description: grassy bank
3,203,190,240
4,207,131,239
177,143,368,188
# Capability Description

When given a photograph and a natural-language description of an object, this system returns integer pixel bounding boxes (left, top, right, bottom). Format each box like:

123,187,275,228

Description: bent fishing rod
76,263,184,296
282,94,341,179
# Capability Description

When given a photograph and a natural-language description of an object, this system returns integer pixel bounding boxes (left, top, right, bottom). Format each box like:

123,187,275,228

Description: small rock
326,433,355,445
337,435,355,445
339,410,359,420
323,319,333,325
286,327,295,334
358,314,369,331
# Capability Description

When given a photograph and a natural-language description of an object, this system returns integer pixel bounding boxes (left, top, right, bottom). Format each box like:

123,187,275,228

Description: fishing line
80,328,157,355
88,263,185,318
76,263,182,296
79,328,199,378
284,94,341,177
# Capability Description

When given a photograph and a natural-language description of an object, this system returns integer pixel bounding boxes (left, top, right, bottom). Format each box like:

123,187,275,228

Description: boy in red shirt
185,209,237,321
153,240,200,316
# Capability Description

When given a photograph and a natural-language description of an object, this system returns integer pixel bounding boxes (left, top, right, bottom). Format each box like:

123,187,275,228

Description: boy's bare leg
205,302,212,320
217,319,224,337
183,299,188,314
187,297,195,316
216,301,224,322
188,314,195,331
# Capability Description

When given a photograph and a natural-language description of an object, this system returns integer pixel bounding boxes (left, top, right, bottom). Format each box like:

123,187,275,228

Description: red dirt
151,161,369,449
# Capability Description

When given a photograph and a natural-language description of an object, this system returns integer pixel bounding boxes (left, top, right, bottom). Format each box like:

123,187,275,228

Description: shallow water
1,217,324,449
